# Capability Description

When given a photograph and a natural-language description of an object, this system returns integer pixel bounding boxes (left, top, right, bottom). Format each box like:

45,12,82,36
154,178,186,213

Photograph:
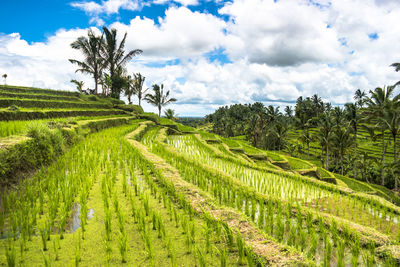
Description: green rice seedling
166,238,176,266
103,237,112,266
298,227,307,252
246,247,254,267
118,231,128,263
143,228,153,260
195,245,206,267
337,239,345,267
287,223,296,247
324,238,332,267
251,199,256,222
308,230,318,259
236,231,245,265
42,251,51,267
221,222,234,248
203,226,211,254
40,227,48,251
152,213,157,230
104,207,112,241
143,193,150,216
214,246,227,267
53,238,59,261
5,243,16,267
351,235,360,266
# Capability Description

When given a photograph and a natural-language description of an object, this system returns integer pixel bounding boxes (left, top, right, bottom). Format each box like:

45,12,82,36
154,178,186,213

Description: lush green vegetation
205,84,400,193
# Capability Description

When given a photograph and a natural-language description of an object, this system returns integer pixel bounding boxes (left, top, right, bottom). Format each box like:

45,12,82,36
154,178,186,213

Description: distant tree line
206,64,400,190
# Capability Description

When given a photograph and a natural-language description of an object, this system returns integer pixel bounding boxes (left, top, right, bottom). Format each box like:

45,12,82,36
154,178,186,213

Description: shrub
6,105,19,111
138,113,160,123
115,104,144,114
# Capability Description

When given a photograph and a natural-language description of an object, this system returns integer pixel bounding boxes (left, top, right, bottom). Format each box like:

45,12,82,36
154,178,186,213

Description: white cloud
110,6,226,59
71,0,144,15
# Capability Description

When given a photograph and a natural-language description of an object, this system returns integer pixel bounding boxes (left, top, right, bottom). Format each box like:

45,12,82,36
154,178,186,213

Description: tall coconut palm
345,103,360,179
391,62,400,87
101,27,142,98
380,101,400,189
332,126,353,175
2,74,7,85
315,113,334,169
69,29,104,94
145,84,177,117
354,89,366,108
364,85,396,186
132,73,147,107
70,79,84,93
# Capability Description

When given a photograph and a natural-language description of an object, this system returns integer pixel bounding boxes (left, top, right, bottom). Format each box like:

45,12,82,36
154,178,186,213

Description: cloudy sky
1,0,400,116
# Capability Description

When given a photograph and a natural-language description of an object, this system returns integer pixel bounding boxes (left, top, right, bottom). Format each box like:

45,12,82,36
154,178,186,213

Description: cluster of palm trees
69,27,142,98
69,27,177,116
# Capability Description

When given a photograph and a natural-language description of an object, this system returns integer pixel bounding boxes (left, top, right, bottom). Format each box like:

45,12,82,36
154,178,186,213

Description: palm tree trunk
382,130,385,186
394,134,398,190
94,76,98,95
354,130,357,179
158,105,161,117
326,145,329,170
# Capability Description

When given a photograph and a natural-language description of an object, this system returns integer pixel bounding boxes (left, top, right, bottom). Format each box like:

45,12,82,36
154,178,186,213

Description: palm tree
69,29,104,94
101,27,142,98
2,74,7,85
145,84,177,117
132,73,147,107
354,89,366,108
284,106,293,118
364,85,397,186
124,75,135,104
391,62,400,87
316,113,334,169
70,79,84,93
380,101,400,189
164,109,177,120
332,126,353,175
345,103,360,179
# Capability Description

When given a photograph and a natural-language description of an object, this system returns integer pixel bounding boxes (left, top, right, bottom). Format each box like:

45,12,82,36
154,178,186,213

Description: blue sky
1,0,400,116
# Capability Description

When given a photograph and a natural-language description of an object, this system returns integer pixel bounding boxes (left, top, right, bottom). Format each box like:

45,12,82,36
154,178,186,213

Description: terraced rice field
1,119,399,266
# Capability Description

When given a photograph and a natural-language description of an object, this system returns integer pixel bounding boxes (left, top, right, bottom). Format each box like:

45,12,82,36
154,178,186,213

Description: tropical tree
164,109,177,120
332,126,353,175
132,73,147,107
70,79,84,93
101,27,142,98
2,74,7,85
69,29,104,94
345,103,360,179
354,89,366,108
145,84,177,117
391,62,400,87
364,85,397,185
380,101,400,189
315,113,334,169
124,75,135,104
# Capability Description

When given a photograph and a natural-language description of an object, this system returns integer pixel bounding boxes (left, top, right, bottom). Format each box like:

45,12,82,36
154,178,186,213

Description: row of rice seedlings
0,123,142,265
124,127,268,266
150,135,398,266
166,134,400,235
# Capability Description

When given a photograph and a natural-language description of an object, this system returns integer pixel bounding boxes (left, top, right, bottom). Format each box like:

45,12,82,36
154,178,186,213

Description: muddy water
66,203,95,233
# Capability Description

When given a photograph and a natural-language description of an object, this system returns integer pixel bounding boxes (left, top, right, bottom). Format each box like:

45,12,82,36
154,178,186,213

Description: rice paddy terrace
0,86,399,266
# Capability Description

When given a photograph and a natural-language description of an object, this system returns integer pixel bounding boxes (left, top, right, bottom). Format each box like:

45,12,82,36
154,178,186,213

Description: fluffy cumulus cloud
1,0,400,116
